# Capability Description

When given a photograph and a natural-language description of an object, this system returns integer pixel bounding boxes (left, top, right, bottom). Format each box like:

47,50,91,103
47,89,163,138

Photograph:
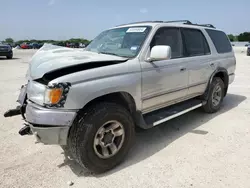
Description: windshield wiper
98,51,119,56
97,51,130,58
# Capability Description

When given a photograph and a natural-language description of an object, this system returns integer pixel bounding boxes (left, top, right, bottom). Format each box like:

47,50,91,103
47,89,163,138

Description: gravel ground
0,49,250,188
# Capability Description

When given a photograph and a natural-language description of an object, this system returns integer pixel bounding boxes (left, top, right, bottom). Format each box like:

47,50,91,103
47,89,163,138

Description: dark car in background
0,43,13,59
29,43,43,49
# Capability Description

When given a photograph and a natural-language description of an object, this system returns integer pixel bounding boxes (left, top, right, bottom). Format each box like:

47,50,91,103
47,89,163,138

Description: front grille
0,47,9,52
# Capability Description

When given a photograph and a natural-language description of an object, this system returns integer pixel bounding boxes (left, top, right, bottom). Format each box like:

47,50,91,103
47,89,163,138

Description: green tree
237,32,250,42
227,34,236,42
5,38,14,44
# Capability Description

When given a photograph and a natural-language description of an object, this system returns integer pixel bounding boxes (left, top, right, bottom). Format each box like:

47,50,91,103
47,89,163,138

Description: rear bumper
25,102,77,145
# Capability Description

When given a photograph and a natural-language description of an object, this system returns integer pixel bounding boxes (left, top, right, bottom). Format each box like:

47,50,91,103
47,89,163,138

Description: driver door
140,27,189,113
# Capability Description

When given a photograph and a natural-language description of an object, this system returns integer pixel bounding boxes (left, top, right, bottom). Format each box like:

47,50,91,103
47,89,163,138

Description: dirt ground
0,49,250,188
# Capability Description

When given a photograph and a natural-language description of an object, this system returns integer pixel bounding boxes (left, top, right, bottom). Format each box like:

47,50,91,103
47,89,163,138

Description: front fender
63,72,142,110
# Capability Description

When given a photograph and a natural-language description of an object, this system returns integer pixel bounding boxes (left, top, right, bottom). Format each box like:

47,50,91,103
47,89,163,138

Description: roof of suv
112,20,219,31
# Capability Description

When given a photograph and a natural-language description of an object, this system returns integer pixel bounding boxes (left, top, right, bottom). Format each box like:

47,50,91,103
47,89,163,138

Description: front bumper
25,102,77,145
4,84,77,145
0,51,12,56
29,123,70,145
26,102,76,126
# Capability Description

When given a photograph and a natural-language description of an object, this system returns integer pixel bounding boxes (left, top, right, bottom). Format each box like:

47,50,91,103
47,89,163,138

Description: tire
6,54,13,59
67,102,135,173
202,77,225,113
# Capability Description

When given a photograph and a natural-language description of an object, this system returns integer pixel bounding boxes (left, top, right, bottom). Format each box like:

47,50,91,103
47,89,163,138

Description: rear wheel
67,102,135,173
203,77,225,113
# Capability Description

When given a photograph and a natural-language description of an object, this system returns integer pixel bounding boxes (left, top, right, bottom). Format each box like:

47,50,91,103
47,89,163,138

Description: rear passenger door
181,28,213,96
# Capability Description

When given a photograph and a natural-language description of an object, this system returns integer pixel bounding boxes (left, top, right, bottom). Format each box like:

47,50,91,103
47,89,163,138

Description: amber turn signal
48,88,63,104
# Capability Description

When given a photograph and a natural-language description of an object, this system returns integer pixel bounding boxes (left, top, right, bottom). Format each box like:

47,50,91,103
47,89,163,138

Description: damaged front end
4,82,77,145
3,44,80,145
3,43,127,145
4,84,27,118
4,84,31,135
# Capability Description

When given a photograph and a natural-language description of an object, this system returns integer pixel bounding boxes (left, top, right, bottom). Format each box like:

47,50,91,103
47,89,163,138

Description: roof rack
164,20,215,28
195,24,216,28
115,20,216,28
164,20,192,24
116,21,163,27
184,22,216,28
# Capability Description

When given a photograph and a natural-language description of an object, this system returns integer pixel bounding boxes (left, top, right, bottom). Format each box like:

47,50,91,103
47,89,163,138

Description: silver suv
4,20,236,173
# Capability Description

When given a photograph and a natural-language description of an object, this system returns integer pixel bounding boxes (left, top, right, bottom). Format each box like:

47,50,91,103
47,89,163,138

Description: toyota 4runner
4,20,236,173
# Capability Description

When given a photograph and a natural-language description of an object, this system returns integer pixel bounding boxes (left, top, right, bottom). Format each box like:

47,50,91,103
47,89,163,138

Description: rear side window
205,29,232,53
182,28,211,57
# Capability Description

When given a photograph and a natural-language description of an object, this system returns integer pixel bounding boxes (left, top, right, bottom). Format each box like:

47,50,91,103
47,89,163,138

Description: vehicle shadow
0,57,19,60
58,93,246,177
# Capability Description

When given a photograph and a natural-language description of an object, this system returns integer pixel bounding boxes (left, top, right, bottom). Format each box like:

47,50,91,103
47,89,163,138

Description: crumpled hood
29,43,127,80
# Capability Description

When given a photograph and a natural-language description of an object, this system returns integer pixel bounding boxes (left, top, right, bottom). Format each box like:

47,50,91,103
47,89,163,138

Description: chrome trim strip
153,103,202,126
142,93,201,114
188,81,207,88
142,86,186,101
142,81,206,101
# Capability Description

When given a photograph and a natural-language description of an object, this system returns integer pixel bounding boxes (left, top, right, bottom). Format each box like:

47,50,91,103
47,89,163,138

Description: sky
1,0,250,41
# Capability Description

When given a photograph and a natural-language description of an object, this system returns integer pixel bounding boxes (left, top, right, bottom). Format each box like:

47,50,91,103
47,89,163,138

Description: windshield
85,26,151,58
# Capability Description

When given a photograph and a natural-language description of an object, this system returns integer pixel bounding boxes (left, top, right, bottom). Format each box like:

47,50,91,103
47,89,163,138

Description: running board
143,99,204,127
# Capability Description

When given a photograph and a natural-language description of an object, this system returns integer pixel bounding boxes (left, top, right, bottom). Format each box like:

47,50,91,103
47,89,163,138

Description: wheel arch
80,91,139,125
203,67,229,100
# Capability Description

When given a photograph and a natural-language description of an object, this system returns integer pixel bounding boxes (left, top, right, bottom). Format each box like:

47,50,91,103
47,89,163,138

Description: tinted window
205,29,232,53
182,28,211,56
150,27,183,58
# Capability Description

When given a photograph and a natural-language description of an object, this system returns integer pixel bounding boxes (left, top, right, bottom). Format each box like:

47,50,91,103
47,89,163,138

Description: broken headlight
44,82,71,108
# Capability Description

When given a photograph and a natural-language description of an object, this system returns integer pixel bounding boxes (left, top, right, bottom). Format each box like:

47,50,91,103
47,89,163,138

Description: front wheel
6,54,13,59
67,102,135,173
202,77,225,113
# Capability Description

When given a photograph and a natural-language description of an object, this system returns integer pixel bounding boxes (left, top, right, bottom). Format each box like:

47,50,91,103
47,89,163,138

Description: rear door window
182,28,211,57
205,29,232,53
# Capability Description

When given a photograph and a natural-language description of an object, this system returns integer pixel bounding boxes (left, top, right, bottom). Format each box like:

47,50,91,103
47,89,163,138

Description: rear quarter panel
202,28,236,82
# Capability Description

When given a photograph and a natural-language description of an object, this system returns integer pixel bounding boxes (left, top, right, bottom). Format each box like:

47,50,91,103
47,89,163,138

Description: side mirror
147,45,171,62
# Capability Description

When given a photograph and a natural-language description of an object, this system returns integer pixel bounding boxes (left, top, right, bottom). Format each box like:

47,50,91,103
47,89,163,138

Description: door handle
180,67,186,72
